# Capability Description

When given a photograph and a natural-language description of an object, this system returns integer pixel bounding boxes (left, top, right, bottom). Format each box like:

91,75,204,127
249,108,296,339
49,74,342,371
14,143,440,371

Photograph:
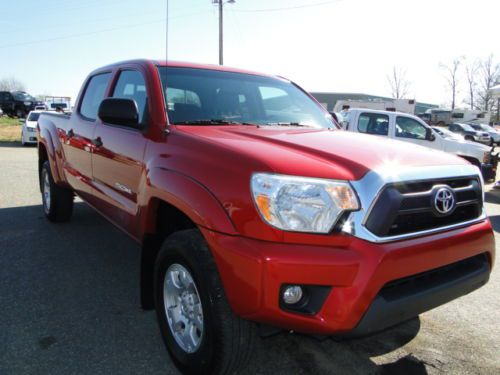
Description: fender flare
139,167,237,236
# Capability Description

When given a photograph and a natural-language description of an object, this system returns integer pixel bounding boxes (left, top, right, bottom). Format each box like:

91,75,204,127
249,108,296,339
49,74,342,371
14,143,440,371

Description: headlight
251,173,359,233
24,101,32,106
483,151,490,163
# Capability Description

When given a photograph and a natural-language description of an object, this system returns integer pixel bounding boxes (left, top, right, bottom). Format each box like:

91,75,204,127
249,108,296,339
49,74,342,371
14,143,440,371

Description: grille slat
365,176,483,238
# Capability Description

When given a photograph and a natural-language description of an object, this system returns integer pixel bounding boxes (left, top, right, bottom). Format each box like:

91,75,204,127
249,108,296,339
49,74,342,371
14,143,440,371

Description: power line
0,11,210,50
232,0,341,13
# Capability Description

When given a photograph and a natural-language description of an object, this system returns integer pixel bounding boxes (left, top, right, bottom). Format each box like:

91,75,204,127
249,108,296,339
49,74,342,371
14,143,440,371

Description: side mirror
426,128,436,141
98,98,140,128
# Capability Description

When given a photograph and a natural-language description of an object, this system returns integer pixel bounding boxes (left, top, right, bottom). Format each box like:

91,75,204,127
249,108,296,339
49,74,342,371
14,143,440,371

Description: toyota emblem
433,186,456,216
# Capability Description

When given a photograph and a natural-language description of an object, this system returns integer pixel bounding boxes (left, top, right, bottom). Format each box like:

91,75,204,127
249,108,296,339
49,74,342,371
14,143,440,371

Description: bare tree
387,66,410,99
0,76,26,92
476,54,499,111
464,59,479,110
440,57,462,110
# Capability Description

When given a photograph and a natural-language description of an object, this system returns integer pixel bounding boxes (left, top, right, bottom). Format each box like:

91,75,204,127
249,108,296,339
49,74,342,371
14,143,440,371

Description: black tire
16,108,25,118
154,229,256,375
41,161,74,222
465,135,474,141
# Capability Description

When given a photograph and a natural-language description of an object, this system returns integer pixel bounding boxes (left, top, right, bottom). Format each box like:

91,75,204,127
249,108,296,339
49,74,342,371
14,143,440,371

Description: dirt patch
0,125,21,142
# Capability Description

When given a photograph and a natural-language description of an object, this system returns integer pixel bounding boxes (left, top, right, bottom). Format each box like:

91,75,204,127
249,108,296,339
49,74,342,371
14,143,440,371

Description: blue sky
0,0,498,106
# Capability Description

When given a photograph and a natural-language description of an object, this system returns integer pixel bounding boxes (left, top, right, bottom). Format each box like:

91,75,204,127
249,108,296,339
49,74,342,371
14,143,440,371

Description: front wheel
154,229,256,375
465,135,474,141
41,161,74,222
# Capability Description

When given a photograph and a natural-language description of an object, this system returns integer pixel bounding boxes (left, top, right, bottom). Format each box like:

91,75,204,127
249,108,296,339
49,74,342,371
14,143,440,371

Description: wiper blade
263,122,312,127
172,119,248,125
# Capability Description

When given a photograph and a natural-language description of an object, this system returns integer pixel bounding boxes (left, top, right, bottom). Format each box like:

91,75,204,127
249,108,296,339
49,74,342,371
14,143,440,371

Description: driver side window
396,116,427,140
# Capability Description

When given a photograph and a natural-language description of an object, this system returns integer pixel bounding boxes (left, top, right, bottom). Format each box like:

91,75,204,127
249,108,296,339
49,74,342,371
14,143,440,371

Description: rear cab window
357,113,389,135
79,73,112,121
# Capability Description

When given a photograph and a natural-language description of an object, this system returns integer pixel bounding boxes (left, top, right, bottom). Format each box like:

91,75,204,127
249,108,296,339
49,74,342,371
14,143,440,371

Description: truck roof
91,59,280,80
348,107,420,118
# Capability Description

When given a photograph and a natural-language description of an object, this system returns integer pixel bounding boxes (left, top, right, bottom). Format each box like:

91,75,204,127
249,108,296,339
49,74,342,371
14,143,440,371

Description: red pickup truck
37,60,495,375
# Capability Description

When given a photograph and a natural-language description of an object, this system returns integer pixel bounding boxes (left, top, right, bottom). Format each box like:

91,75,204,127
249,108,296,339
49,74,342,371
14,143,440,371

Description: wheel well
140,199,197,310
458,155,481,168
38,143,48,192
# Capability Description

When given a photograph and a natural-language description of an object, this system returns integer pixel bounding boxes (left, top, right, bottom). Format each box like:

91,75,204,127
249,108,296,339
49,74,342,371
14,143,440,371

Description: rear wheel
41,161,74,222
154,229,256,375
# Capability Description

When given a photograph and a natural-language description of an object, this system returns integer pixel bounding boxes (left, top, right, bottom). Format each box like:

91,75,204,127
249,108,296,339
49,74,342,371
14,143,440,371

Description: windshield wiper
172,119,250,125
262,122,313,127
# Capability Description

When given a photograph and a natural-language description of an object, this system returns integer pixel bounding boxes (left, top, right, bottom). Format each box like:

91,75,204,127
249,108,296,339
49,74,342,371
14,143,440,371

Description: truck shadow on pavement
0,202,428,375
485,192,500,233
0,141,23,148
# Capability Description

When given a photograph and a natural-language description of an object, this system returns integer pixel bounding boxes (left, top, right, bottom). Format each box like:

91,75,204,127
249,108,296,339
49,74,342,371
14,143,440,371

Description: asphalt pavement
1,143,499,375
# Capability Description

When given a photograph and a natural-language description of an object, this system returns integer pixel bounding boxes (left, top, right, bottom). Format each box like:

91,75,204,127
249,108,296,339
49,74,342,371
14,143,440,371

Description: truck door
392,115,438,150
61,72,111,200
91,68,148,238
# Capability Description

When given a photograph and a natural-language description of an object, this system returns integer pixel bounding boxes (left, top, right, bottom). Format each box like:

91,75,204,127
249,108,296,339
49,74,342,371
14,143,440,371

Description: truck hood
176,126,467,181
443,136,491,151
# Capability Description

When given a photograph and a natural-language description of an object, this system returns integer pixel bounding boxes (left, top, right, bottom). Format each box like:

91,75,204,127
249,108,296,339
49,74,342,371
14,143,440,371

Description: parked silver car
469,123,500,145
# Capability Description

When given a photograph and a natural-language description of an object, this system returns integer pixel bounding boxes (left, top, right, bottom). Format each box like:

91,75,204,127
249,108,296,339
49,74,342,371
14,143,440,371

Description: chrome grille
365,176,482,237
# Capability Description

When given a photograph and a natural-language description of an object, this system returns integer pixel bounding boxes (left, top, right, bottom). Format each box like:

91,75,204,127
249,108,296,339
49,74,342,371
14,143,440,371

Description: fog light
283,286,303,305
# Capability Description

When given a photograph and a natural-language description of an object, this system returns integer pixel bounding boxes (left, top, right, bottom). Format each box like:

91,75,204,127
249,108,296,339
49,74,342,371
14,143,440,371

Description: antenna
164,0,170,132
165,0,169,66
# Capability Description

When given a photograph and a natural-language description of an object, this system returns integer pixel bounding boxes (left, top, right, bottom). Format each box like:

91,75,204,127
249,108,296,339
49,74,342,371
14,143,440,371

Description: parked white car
340,108,497,180
21,110,41,146
469,123,500,145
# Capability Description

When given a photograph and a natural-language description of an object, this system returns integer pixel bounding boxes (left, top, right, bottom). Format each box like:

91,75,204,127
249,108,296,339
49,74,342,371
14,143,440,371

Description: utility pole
218,0,223,65
213,0,235,65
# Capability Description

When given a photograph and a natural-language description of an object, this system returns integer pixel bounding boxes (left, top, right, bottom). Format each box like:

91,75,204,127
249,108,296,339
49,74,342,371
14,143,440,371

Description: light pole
213,0,235,65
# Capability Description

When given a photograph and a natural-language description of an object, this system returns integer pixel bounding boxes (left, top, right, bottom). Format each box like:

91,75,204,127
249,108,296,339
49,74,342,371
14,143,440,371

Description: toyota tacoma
37,60,495,375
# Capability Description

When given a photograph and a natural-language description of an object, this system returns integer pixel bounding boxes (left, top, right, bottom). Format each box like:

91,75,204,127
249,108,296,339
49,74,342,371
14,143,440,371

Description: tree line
387,54,500,119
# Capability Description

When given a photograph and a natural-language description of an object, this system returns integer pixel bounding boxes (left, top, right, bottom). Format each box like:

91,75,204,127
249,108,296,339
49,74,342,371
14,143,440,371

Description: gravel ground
0,143,499,375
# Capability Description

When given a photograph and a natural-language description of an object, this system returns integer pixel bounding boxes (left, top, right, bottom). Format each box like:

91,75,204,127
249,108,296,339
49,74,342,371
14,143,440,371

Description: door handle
92,137,103,148
67,129,74,138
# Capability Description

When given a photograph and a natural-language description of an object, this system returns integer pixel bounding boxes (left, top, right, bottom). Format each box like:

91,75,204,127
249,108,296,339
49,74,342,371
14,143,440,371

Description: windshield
13,92,35,101
480,124,495,132
27,112,40,121
459,124,475,132
157,67,334,128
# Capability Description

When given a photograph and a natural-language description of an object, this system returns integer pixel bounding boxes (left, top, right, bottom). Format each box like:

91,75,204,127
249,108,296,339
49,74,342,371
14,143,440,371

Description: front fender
139,167,237,236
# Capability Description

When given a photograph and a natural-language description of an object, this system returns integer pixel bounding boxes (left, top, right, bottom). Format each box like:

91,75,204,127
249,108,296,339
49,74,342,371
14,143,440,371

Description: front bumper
345,253,489,337
201,219,495,335
476,137,491,145
482,163,497,181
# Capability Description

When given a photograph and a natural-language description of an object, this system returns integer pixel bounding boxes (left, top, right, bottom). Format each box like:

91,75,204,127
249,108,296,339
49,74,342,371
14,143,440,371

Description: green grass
0,116,22,142
0,116,22,127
